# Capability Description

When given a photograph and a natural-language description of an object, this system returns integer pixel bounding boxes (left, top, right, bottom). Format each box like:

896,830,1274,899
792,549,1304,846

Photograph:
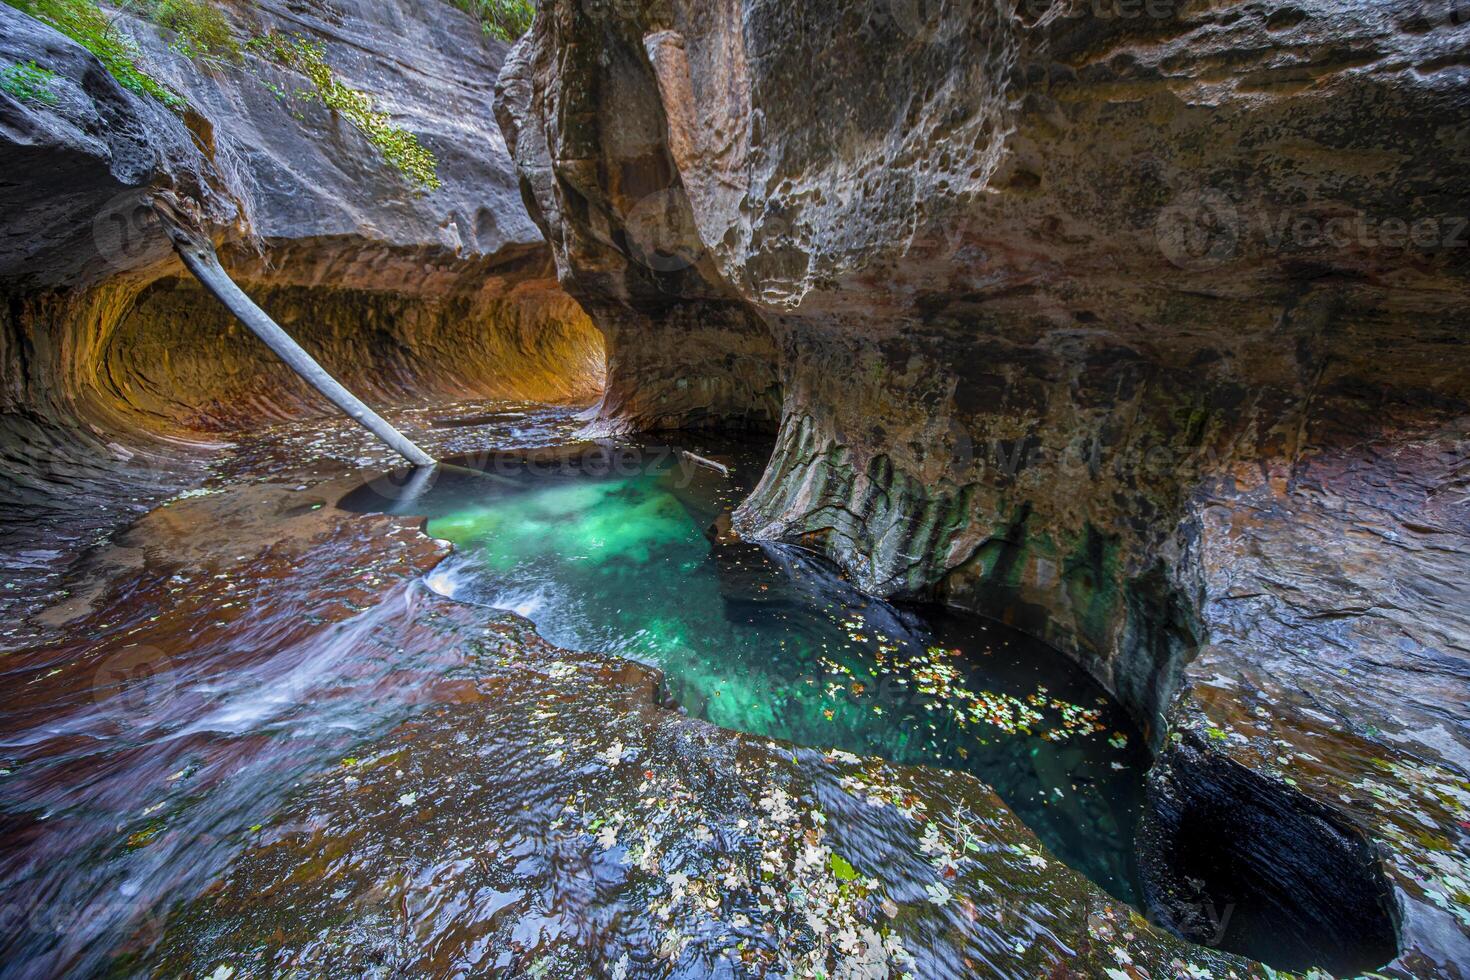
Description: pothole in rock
342,440,1405,976
1140,733,1402,975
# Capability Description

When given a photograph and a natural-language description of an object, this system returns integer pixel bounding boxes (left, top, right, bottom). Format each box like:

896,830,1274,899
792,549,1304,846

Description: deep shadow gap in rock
1141,732,1402,974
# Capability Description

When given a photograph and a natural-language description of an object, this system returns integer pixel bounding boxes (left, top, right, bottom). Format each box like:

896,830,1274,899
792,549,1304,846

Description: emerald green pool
341,443,1151,903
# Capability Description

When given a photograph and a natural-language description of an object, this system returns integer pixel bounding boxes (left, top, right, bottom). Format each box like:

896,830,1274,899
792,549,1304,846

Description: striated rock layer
0,0,603,620
496,0,1470,972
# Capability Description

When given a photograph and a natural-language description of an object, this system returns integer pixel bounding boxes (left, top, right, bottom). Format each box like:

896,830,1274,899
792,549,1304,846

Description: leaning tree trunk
156,210,436,467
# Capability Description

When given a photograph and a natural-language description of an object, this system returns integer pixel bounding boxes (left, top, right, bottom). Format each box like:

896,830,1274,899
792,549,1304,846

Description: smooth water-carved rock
1141,732,1401,974
0,0,602,635
496,0,1470,970
494,15,780,434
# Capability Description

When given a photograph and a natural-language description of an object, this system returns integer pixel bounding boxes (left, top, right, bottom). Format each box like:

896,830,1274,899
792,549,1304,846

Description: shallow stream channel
341,440,1152,907
0,404,1285,978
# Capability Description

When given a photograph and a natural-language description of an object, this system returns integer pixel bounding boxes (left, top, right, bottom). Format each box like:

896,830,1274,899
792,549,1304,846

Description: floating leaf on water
925,880,952,905
126,825,163,848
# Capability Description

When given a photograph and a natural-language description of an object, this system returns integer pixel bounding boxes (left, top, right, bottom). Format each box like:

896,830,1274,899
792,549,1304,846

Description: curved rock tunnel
0,0,610,594
2,0,1469,975
91,258,603,436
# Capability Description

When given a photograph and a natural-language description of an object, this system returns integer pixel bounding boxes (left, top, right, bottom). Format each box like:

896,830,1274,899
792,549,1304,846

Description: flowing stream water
0,410,1160,976
340,441,1152,906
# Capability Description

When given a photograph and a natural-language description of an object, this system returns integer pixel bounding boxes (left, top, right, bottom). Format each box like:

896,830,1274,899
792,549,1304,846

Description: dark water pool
341,442,1153,904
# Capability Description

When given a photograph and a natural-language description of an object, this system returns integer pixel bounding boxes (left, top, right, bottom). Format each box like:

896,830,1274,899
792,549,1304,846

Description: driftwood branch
678,449,730,476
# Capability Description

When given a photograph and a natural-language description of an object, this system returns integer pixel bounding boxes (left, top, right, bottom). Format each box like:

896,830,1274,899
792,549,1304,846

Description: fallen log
678,449,730,476
155,209,436,467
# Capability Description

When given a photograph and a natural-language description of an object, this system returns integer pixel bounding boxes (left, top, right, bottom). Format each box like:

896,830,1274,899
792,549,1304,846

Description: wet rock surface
1140,733,1400,974
495,0,1470,971
0,1,603,642
1157,420,1470,974
147,653,1236,980
0,404,1250,978
0,0,1465,973
0,402,1256,978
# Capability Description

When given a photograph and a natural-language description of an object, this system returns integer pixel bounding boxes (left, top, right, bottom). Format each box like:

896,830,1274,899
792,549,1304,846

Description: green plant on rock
0,58,59,103
137,0,239,63
4,0,185,107
446,0,533,41
8,0,441,187
247,31,441,191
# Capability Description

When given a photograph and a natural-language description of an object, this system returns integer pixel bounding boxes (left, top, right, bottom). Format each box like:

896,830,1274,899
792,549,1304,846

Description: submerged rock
495,0,1470,971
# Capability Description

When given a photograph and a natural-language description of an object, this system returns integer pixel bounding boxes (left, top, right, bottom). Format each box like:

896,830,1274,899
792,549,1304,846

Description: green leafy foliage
828,853,861,882
141,0,238,63
247,31,441,191
5,0,185,107
0,58,59,103
446,0,533,41
8,0,440,185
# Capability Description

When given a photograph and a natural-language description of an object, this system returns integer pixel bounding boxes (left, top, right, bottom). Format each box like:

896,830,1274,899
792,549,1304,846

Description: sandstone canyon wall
496,0,1470,971
0,0,602,615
